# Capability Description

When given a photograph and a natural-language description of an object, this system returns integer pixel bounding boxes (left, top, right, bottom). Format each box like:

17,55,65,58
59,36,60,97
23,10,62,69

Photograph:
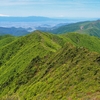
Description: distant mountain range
0,27,31,36
41,20,100,37
0,16,68,22
1,20,100,37
0,31,100,100
1,16,100,37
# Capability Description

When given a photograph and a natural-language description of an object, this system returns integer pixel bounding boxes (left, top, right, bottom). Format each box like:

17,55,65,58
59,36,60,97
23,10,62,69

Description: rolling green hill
48,20,100,37
0,31,100,100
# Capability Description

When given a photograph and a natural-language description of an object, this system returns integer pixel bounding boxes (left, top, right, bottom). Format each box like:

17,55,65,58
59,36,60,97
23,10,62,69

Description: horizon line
0,15,99,19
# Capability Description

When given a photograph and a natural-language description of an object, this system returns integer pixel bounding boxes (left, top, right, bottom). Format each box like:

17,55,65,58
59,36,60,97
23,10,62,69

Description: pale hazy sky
0,0,100,18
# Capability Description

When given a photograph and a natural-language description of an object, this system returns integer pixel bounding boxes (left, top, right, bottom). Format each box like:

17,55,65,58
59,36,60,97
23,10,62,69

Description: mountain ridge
0,31,100,100
42,20,100,38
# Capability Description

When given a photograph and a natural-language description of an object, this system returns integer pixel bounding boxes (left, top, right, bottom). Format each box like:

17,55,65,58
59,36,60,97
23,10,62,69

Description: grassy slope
0,35,16,48
0,31,61,96
49,20,100,37
20,43,100,100
60,33,100,53
0,31,100,100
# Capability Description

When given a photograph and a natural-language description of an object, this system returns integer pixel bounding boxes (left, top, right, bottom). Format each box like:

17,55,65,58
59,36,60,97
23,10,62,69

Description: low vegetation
0,31,100,100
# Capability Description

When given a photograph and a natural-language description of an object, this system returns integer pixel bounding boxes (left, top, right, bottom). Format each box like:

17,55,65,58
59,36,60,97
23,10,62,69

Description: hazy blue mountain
0,27,30,36
35,23,68,31
0,16,68,22
0,16,90,22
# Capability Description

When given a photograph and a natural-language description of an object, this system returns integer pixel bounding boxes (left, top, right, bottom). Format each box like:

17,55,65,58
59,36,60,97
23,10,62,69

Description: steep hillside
0,31,100,100
47,20,100,37
0,31,61,66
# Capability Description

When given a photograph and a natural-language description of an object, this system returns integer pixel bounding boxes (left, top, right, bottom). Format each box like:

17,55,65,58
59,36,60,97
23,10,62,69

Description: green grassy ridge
0,31,61,87
0,31,61,94
49,20,100,38
0,31,100,100
51,21,90,33
0,31,61,67
1,43,100,100
60,32,100,53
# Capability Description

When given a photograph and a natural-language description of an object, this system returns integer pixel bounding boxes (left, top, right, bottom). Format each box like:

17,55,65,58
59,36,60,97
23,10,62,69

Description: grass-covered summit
0,31,100,100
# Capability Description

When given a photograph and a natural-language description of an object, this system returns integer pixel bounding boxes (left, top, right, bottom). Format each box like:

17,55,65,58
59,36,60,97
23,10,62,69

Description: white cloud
0,0,79,6
0,14,9,17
